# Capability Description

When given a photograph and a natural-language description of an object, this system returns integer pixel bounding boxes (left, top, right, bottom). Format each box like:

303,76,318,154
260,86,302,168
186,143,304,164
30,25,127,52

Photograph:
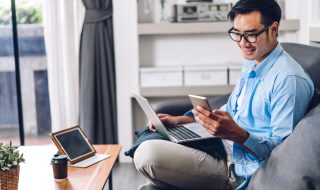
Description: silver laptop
132,92,215,143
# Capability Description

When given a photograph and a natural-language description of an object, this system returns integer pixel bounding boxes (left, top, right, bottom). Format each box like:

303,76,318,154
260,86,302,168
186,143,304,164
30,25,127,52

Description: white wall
285,0,311,44
140,34,244,67
113,0,139,162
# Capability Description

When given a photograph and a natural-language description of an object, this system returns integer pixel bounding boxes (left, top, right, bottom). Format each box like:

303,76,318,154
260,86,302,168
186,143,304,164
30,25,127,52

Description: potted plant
0,142,25,190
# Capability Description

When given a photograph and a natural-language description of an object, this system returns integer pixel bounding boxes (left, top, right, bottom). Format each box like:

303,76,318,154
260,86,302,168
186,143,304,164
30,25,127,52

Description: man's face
232,11,278,64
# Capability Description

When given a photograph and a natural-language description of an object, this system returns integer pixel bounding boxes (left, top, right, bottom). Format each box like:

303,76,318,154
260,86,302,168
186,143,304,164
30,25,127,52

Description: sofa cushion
281,43,320,113
153,99,193,116
153,94,230,117
307,88,320,113
247,104,320,190
208,94,230,110
282,43,320,90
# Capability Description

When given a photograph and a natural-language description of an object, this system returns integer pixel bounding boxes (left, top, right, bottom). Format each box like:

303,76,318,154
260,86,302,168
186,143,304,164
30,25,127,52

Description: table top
18,144,121,190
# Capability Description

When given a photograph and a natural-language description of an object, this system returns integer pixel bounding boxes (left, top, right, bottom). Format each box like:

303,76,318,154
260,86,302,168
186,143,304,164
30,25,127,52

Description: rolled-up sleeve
183,110,194,117
244,133,282,159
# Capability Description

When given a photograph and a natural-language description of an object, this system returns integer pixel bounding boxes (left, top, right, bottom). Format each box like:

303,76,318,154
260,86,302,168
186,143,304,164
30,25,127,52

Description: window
0,0,51,145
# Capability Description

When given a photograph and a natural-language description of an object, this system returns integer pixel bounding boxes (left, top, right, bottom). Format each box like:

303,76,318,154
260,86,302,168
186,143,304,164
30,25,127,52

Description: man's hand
194,106,249,144
148,114,194,132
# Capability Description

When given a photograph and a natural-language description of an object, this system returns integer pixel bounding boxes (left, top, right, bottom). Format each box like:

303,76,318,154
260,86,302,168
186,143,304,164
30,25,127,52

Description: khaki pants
134,140,236,190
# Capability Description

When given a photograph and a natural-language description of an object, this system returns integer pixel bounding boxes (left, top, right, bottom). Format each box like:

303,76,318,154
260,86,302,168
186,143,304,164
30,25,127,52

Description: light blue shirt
185,44,314,189
228,44,314,189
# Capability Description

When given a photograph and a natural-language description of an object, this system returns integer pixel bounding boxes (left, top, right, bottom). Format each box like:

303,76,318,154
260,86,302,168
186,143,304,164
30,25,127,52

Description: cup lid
52,154,68,161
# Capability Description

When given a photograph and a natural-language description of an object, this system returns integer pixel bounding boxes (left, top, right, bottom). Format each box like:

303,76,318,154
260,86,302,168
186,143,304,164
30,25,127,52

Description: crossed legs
134,140,230,190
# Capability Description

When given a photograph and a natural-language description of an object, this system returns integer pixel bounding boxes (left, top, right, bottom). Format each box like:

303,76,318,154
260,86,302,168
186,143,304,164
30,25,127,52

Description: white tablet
188,94,212,111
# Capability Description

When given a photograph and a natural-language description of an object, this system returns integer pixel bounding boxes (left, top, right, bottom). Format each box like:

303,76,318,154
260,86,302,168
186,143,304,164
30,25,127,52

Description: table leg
109,171,113,190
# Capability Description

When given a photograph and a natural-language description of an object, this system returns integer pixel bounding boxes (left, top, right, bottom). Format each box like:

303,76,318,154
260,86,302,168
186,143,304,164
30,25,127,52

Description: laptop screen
55,128,94,160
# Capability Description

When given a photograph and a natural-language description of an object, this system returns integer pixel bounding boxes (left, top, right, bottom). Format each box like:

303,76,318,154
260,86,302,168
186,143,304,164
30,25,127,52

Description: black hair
228,0,281,26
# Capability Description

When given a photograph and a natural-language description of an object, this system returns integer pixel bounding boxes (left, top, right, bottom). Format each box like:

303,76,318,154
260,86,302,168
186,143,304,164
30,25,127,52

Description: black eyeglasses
228,25,271,43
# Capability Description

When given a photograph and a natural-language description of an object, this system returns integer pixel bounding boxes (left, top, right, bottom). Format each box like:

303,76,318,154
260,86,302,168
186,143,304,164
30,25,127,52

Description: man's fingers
147,120,157,132
198,118,217,135
210,112,221,121
213,109,228,116
157,114,169,123
157,113,167,118
195,110,220,131
196,107,224,122
149,125,157,132
195,109,218,125
196,106,211,117
159,117,168,123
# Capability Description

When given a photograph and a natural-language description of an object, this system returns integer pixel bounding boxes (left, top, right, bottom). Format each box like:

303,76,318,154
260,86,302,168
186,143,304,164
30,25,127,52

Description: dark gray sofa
153,43,320,189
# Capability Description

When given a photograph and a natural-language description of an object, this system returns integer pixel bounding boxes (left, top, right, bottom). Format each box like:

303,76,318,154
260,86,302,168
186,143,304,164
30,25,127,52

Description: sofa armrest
153,94,230,116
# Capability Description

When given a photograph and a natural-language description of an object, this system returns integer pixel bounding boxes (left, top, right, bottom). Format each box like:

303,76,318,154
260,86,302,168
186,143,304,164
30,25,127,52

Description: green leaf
0,142,25,170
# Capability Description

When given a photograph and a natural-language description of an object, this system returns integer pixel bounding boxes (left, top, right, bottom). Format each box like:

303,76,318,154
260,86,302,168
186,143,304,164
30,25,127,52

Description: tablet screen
55,128,93,160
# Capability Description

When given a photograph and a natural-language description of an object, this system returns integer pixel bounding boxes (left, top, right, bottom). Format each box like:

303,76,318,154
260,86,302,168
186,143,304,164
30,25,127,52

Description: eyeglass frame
227,24,271,43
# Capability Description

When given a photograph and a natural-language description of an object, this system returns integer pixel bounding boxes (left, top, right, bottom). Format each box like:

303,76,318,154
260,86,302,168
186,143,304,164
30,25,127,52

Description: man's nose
239,36,251,47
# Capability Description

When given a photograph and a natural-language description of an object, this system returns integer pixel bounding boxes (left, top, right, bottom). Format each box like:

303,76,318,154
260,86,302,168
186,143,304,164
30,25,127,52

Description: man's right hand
148,120,157,132
148,114,195,132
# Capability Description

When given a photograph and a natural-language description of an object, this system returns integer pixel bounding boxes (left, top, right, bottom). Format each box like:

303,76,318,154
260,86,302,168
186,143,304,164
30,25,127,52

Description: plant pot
0,165,20,190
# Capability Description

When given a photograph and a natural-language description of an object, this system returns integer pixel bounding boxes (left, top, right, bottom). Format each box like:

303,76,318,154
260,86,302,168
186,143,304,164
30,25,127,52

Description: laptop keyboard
167,125,201,141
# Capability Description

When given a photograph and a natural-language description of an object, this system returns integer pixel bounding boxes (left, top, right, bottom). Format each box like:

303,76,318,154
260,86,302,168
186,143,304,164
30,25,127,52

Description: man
134,0,314,189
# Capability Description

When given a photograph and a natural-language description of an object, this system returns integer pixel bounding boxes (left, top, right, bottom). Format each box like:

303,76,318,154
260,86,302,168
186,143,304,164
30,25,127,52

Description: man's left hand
194,106,249,144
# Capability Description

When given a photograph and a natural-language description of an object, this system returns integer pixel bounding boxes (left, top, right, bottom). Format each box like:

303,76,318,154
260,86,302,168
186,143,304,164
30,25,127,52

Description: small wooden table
18,144,121,190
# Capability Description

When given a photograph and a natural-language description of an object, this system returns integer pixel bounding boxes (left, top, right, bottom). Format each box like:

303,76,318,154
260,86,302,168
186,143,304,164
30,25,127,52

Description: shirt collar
253,43,284,80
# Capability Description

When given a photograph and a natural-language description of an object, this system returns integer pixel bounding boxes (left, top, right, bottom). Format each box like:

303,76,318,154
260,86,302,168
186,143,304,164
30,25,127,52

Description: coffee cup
51,154,68,180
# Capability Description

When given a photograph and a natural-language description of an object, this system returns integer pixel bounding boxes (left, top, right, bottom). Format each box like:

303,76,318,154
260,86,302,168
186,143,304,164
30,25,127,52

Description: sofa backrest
247,103,320,190
282,43,320,111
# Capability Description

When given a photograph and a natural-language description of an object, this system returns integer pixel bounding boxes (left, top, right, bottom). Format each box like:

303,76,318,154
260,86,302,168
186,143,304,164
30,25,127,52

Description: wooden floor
104,162,146,190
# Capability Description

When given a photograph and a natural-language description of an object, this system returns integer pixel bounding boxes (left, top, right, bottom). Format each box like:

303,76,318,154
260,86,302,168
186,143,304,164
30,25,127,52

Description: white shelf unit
309,27,320,42
137,19,300,97
140,85,235,97
138,19,300,35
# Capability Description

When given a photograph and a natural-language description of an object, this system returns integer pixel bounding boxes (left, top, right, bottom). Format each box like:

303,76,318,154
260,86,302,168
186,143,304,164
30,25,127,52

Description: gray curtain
79,0,117,144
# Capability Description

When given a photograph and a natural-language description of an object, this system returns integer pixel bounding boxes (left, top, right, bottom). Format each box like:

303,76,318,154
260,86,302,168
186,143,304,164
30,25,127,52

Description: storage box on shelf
309,27,320,42
228,63,242,85
140,66,183,87
183,64,228,86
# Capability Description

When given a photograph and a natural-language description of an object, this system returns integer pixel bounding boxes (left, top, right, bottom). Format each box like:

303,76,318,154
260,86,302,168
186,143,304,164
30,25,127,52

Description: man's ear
270,22,279,37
